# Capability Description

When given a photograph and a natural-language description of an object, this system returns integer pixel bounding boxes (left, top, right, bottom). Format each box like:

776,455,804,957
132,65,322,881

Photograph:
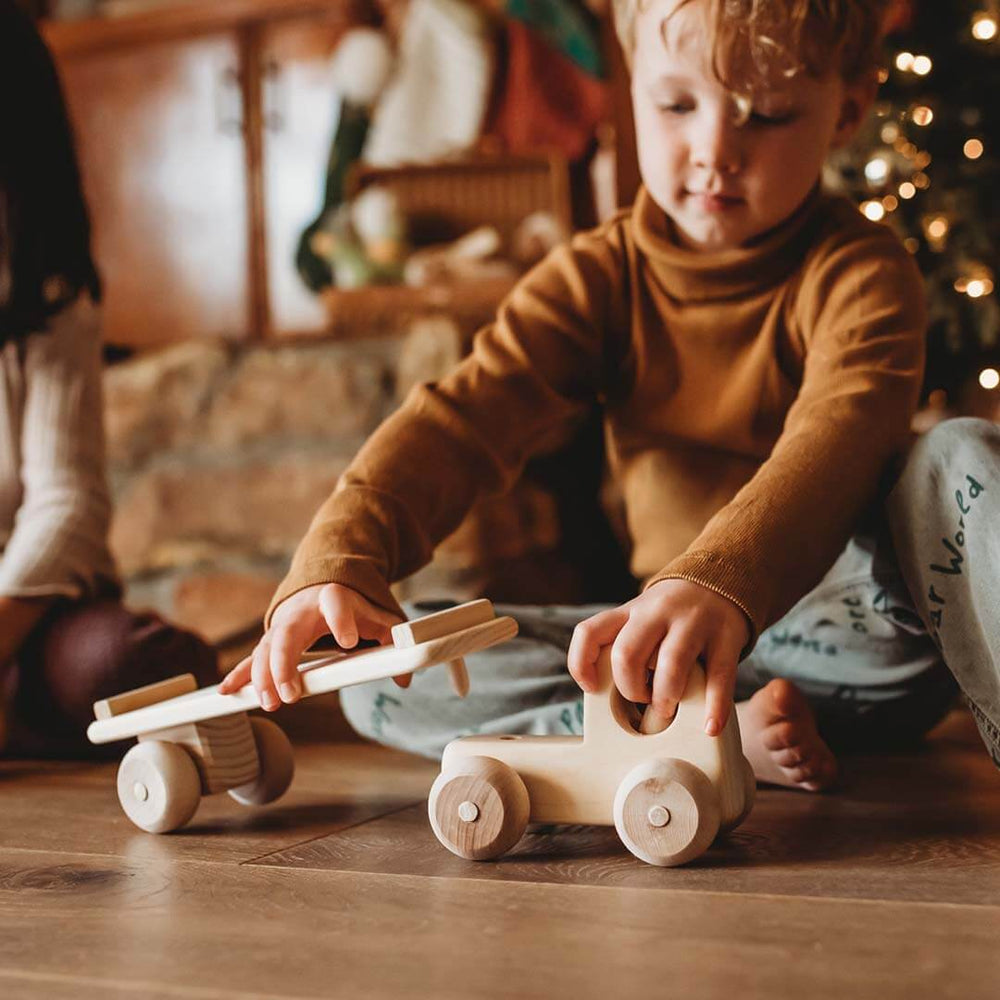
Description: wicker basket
322,153,572,339
347,152,572,245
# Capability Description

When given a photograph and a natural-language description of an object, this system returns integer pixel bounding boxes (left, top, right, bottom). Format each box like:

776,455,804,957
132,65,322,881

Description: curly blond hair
614,0,889,85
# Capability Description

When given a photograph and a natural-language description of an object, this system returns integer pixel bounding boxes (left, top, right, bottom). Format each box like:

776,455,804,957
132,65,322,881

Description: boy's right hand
217,583,404,711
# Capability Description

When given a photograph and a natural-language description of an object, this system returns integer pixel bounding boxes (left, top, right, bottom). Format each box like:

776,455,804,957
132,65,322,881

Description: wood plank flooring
1,709,998,999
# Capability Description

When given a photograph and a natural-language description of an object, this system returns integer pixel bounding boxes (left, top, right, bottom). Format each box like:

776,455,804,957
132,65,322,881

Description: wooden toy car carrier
88,600,515,834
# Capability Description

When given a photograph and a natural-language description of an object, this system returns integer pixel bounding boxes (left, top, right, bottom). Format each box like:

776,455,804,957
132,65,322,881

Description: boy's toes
771,745,805,769
741,679,839,792
783,748,838,791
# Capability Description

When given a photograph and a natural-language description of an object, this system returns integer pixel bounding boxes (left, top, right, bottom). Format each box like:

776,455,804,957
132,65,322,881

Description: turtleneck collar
630,184,826,304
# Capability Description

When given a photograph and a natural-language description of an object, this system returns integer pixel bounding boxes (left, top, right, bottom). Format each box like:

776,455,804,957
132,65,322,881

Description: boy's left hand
567,579,751,736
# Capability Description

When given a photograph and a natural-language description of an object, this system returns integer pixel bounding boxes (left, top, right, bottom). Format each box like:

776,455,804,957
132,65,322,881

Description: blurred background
19,0,1000,660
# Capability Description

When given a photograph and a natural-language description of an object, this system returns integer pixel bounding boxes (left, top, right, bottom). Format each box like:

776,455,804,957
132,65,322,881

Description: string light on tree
861,200,887,222
979,368,1000,391
864,156,891,186
881,122,900,143
830,3,999,403
964,138,985,159
964,278,995,298
972,12,998,40
923,214,950,251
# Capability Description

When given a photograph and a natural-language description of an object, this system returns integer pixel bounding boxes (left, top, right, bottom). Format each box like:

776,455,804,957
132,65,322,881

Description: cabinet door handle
263,59,286,133
215,65,243,136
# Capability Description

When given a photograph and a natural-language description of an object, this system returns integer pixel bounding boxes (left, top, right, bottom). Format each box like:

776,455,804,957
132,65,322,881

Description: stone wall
104,336,402,645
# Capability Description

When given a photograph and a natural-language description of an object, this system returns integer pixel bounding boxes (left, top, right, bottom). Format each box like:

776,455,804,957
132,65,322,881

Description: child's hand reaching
567,579,750,736
218,583,404,711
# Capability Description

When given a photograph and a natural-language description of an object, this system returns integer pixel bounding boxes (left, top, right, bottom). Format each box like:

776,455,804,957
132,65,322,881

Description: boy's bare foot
736,679,838,792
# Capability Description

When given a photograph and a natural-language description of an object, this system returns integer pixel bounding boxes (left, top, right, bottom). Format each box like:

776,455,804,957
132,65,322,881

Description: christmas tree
826,0,999,407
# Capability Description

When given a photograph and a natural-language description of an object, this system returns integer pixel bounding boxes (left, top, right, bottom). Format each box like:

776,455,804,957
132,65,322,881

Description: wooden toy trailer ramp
88,600,516,834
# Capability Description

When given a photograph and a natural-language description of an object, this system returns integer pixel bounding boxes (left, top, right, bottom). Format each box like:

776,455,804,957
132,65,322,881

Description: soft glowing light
882,195,899,212
913,55,933,75
895,51,915,71
966,279,995,298
926,217,949,240
911,105,934,126
979,368,1000,390
903,237,921,254
965,138,985,159
865,157,890,184
861,200,886,221
913,172,931,190
881,123,900,143
972,13,998,40
914,151,932,169
899,181,917,199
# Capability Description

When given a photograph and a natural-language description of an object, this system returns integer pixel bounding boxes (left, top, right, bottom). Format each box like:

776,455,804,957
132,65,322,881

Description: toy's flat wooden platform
87,615,516,745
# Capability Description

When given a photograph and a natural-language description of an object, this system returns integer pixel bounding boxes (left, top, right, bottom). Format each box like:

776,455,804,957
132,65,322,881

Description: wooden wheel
428,756,530,860
613,758,721,867
117,741,202,834
228,718,295,806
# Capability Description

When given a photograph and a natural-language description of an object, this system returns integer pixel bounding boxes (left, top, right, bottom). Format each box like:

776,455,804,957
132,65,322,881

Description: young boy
221,0,1000,786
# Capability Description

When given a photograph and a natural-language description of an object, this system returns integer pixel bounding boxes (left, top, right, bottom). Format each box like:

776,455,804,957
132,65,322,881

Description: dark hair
0,1,101,345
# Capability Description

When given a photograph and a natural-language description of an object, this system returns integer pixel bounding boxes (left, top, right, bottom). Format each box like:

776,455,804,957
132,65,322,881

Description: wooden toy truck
428,647,755,867
88,600,515,834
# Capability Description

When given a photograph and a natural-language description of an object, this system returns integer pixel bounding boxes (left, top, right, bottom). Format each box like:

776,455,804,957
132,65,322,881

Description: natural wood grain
391,600,495,647
254,731,1000,907
0,849,997,1000
0,971,275,1000
94,674,197,721
141,714,260,794
2,712,998,999
43,0,361,57
0,743,436,865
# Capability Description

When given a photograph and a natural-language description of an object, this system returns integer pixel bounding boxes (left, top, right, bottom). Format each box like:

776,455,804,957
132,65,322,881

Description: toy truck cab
429,648,755,866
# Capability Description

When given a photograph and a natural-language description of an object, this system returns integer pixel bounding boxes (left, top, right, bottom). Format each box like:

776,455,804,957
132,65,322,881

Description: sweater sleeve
267,227,626,624
644,227,926,647
0,297,118,598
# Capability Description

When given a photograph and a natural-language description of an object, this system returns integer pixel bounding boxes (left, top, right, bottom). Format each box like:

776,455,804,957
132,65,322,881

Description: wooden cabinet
45,0,355,347
57,31,251,345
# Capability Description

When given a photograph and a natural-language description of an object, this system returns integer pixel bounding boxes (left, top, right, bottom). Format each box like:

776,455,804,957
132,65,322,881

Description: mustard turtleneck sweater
269,187,926,647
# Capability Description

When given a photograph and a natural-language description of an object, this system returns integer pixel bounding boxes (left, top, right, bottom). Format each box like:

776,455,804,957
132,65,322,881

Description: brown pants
3,599,218,758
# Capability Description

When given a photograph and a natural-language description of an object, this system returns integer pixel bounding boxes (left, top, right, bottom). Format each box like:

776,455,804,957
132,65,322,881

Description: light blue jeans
341,419,999,768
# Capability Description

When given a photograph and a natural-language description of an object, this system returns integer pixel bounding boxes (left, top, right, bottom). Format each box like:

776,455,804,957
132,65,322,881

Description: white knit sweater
0,296,118,598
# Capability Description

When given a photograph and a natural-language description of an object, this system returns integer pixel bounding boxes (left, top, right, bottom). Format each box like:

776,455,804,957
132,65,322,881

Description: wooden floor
1,708,998,1000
